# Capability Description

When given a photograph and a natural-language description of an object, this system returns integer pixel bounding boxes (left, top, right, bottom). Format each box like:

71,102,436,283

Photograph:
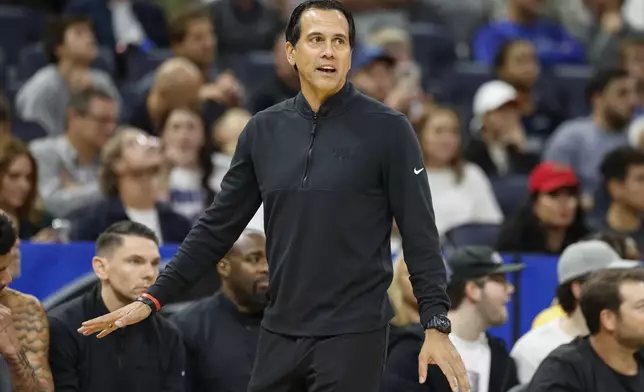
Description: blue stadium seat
17,43,115,81
0,6,44,65
491,175,529,217
216,51,274,89
12,118,47,143
442,223,501,250
125,48,172,83
551,65,592,118
408,22,457,85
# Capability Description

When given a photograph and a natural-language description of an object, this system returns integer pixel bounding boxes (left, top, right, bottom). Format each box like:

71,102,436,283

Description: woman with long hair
417,106,503,235
158,106,215,221
0,137,56,242
497,162,590,254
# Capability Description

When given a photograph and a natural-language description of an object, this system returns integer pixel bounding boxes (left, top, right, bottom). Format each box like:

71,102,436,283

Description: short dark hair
446,277,487,310
96,221,159,256
68,86,115,115
44,15,93,64
169,6,212,45
285,0,356,48
585,68,630,104
600,146,644,184
581,268,644,335
0,214,16,256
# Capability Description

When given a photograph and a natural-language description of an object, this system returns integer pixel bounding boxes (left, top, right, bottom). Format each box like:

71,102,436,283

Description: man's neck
559,308,589,337
221,284,254,314
118,188,156,210
100,285,129,313
590,333,640,376
607,202,641,232
448,308,486,341
66,132,97,165
507,3,536,24
57,59,87,80
299,79,343,113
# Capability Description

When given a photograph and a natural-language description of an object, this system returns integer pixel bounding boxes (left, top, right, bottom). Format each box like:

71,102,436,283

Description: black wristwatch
423,313,451,334
135,295,158,315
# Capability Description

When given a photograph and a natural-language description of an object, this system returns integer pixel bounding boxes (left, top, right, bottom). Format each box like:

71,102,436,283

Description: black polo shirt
170,292,262,392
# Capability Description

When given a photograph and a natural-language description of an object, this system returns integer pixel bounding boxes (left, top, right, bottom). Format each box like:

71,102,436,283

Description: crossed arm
4,289,54,392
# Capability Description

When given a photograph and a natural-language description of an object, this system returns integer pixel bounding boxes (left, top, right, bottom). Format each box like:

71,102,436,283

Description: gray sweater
15,65,120,136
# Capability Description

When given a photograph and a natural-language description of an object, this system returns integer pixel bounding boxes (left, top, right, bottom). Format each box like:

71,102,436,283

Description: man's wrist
136,293,161,315
423,313,451,334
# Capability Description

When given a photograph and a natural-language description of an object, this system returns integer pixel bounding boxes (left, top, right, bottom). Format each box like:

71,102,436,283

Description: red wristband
141,293,161,311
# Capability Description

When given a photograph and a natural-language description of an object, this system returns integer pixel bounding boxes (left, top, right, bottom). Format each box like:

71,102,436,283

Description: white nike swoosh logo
414,167,424,175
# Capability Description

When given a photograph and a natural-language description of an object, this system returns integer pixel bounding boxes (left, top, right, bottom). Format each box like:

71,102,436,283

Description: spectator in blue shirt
473,0,585,66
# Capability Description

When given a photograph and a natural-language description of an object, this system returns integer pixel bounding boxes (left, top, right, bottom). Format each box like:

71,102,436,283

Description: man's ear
92,256,109,280
464,280,482,304
285,41,296,67
217,258,231,278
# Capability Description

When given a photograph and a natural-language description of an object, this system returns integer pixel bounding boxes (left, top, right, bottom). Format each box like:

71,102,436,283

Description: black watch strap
423,313,451,334
136,296,158,315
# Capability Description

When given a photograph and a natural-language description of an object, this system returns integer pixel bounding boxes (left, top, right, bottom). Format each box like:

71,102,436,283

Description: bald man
128,58,204,135
170,229,268,392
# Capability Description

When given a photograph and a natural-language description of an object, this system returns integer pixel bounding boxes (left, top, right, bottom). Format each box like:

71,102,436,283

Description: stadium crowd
0,0,643,391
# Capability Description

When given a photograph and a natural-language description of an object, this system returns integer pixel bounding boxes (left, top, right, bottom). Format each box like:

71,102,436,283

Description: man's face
473,274,514,327
286,9,352,98
613,281,644,349
58,22,97,63
352,60,395,102
599,76,638,129
174,17,216,69
610,164,644,212
220,233,269,312
483,103,521,136
623,44,644,85
499,41,540,90
97,235,161,303
72,97,119,149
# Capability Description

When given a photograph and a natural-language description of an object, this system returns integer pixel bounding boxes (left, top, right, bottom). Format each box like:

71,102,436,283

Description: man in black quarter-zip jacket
78,1,470,391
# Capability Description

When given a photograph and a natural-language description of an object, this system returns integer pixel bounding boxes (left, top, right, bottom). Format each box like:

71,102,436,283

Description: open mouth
317,66,337,74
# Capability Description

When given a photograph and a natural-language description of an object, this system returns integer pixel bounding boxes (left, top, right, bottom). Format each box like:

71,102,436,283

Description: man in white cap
510,240,642,384
463,80,539,178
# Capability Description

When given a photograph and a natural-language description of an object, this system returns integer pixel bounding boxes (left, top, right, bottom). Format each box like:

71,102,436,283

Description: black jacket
147,82,449,336
47,284,186,392
170,292,262,392
528,336,644,392
382,325,519,392
70,197,192,244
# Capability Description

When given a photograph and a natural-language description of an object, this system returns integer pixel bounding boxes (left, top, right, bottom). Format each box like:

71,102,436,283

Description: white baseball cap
557,240,642,284
472,80,518,117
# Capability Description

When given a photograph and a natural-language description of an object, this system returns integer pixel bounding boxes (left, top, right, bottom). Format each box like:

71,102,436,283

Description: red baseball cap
528,162,579,194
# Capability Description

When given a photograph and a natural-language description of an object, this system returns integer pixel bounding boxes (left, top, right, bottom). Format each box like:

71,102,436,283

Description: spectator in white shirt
417,106,503,236
510,239,641,384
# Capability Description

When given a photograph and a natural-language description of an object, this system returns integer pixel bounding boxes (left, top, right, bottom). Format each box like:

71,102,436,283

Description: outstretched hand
419,329,471,392
77,301,151,338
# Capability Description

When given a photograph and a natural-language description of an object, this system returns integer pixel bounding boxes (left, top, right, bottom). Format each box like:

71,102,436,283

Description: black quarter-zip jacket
148,82,449,336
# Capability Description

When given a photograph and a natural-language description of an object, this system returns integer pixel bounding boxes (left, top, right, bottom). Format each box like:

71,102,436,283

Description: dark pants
248,326,389,392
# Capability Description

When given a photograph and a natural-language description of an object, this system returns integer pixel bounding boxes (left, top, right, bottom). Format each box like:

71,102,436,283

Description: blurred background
0,0,643,390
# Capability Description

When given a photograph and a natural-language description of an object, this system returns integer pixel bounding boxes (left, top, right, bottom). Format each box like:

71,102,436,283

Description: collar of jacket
293,82,357,119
